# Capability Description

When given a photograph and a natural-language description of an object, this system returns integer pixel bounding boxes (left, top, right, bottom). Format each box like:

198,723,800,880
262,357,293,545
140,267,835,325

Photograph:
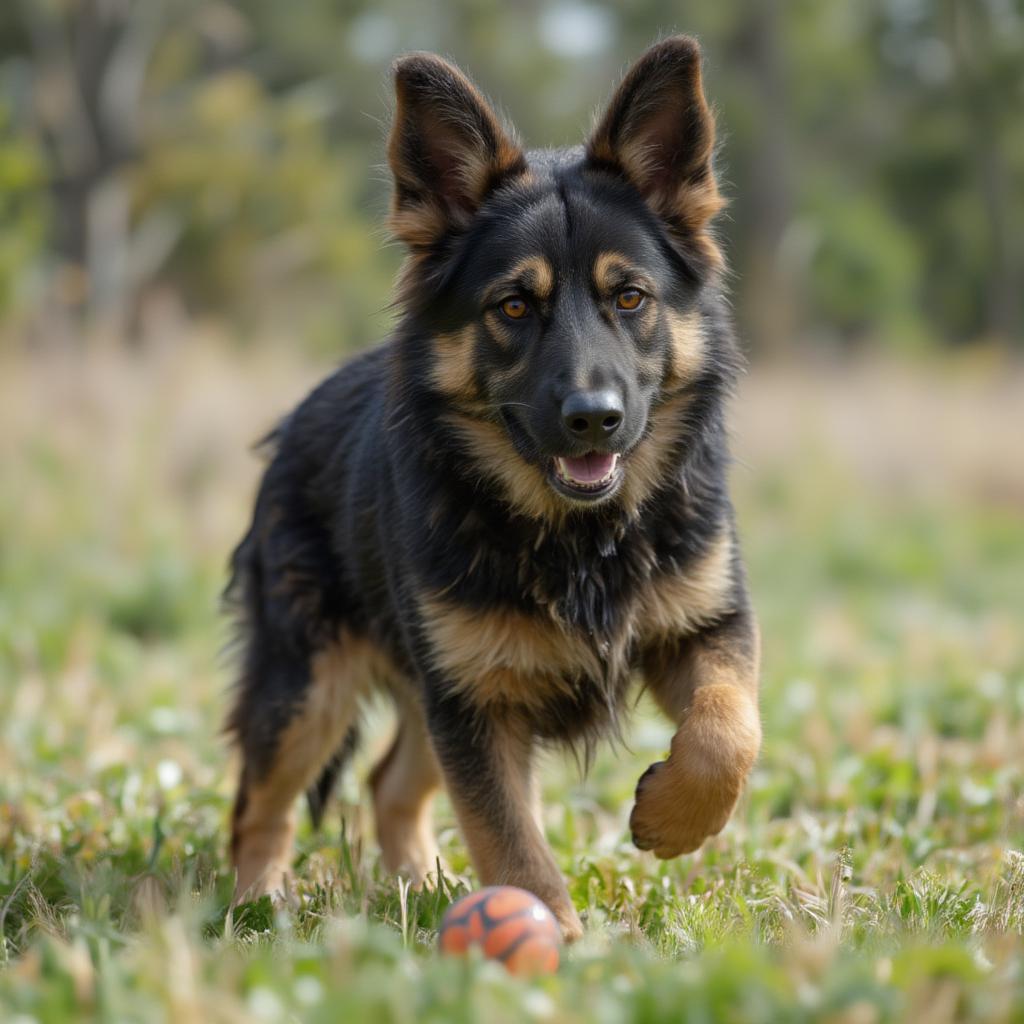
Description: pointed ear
587,37,724,267
388,53,527,250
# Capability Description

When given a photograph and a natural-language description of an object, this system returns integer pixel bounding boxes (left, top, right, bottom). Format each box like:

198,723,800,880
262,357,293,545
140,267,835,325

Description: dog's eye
615,288,644,312
500,296,529,320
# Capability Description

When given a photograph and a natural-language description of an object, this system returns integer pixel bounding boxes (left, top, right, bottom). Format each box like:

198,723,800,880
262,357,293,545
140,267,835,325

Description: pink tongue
561,452,616,484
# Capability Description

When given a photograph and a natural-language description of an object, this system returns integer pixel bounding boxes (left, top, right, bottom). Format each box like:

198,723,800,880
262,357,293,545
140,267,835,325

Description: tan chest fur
634,529,736,643
418,596,605,709
419,530,735,710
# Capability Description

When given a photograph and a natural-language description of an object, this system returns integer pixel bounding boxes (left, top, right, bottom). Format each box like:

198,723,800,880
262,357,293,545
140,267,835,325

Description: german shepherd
226,36,761,941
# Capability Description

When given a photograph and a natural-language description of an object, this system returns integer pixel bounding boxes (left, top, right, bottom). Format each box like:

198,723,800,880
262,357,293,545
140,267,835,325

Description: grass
1,339,1022,1022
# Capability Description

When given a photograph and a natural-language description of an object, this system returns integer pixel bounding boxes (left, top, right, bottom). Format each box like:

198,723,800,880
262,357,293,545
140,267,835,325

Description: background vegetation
1,1,1022,1021
0,0,1022,353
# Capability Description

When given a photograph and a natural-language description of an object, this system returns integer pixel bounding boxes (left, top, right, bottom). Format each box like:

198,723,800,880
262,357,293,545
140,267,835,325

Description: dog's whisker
499,401,541,413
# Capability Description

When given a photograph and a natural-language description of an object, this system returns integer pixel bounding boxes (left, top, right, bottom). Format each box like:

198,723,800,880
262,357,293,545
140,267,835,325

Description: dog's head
389,37,733,518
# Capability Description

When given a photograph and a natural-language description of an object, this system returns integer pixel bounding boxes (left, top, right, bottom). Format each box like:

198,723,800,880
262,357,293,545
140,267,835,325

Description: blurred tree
0,103,47,319
949,0,1021,341
0,0,1019,349
14,0,165,334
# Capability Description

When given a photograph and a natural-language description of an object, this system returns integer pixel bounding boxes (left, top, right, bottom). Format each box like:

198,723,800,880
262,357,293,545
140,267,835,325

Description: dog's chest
419,593,635,713
418,524,734,715
415,492,735,716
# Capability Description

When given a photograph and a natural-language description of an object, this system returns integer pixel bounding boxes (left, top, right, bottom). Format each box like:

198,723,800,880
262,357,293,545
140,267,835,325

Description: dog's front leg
631,608,761,858
425,690,583,941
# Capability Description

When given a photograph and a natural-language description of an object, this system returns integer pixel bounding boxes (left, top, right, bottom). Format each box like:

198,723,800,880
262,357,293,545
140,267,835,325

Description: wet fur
225,36,760,940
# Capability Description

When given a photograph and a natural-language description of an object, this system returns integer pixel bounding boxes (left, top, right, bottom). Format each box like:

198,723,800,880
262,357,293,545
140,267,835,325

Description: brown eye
500,296,529,320
616,288,644,311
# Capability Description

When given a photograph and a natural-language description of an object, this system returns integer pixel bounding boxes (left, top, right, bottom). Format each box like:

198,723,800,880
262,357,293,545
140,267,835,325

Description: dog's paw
629,684,760,859
509,878,583,943
629,758,736,859
550,901,584,943
231,862,292,907
377,812,442,889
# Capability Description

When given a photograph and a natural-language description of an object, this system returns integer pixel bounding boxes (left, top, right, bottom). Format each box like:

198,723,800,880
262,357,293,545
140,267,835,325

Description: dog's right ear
388,53,527,251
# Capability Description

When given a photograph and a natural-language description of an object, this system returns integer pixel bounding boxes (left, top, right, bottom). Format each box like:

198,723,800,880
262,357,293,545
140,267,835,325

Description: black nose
561,390,624,444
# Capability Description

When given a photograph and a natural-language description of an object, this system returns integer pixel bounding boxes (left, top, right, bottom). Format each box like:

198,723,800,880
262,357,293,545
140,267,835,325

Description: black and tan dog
225,36,760,941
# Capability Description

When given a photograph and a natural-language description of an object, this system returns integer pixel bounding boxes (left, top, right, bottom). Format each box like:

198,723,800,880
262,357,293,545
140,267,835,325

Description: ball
438,886,562,975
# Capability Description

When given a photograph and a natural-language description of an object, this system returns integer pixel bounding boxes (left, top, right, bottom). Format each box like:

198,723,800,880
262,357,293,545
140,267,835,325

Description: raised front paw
629,758,738,858
629,684,761,859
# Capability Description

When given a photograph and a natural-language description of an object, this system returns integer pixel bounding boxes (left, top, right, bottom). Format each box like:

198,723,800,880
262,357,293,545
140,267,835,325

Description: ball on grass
438,886,561,975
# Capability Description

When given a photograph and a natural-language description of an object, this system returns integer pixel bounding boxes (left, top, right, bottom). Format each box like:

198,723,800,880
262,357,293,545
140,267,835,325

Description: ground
1,338,1022,1023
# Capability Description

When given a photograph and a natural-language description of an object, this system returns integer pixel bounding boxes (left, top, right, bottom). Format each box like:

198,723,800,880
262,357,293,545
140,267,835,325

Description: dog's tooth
553,453,620,491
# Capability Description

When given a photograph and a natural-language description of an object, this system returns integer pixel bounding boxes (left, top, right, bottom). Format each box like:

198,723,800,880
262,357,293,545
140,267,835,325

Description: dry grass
1,335,1022,1022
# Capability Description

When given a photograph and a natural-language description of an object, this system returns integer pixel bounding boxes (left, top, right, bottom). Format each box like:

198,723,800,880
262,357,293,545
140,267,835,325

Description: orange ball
438,886,562,975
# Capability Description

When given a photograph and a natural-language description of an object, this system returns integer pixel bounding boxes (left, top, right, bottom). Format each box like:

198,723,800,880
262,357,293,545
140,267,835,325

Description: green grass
1,346,1022,1022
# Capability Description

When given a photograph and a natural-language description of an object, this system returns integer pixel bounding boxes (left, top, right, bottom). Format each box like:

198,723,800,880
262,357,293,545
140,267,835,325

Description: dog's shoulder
278,340,397,461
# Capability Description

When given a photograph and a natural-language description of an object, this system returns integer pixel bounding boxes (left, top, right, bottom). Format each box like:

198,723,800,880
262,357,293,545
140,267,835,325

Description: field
1,339,1022,1022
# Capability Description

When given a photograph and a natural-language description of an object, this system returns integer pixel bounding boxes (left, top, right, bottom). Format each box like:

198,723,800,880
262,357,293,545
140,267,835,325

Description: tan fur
630,682,760,858
592,251,630,294
432,326,481,408
388,55,526,250
528,772,545,835
664,310,707,390
508,255,555,302
482,309,521,352
644,613,761,723
369,693,442,885
419,595,604,710
231,633,392,902
447,722,583,940
391,254,428,312
445,415,568,522
388,204,451,254
637,530,734,642
592,251,658,305
617,392,691,516
230,792,296,905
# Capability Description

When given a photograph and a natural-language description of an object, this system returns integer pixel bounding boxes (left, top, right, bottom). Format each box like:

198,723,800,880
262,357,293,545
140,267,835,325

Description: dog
225,35,761,942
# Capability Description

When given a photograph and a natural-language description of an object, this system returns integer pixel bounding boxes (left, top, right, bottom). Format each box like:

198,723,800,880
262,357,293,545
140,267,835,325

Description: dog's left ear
388,53,527,250
587,36,724,267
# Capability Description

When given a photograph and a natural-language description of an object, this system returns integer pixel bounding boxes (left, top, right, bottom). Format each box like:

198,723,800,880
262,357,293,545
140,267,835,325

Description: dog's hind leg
369,689,442,886
228,635,368,903
306,724,360,830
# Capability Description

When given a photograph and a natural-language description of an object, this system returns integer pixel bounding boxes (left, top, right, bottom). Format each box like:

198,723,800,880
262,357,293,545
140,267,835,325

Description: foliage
0,0,1021,347
134,59,393,350
0,104,47,319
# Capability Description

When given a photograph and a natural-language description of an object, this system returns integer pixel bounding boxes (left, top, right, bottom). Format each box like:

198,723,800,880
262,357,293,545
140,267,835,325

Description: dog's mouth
497,408,626,505
549,452,622,502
